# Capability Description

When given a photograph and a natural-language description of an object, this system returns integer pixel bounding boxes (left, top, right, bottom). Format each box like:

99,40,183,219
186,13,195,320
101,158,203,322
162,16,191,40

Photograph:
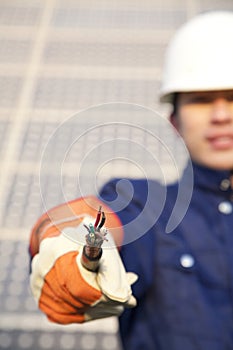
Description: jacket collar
192,162,233,195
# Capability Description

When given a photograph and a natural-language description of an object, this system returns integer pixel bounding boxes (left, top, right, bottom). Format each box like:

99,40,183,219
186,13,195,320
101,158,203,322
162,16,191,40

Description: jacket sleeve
99,178,159,298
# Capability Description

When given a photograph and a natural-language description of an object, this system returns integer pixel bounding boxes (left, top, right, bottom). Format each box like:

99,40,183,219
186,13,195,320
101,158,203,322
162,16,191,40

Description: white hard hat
159,11,233,103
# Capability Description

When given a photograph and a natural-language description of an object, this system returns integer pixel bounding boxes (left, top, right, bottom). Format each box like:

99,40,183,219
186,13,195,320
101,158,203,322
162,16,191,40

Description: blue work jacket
99,162,233,350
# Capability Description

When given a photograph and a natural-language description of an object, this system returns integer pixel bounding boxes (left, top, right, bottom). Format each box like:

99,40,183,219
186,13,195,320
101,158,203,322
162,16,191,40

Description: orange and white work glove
30,199,138,324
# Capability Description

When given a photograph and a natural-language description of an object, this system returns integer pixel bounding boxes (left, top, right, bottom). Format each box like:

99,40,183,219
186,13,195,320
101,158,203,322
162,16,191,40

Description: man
29,11,233,349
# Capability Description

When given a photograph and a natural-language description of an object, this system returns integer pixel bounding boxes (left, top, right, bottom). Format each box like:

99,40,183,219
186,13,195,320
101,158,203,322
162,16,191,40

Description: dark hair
172,93,178,116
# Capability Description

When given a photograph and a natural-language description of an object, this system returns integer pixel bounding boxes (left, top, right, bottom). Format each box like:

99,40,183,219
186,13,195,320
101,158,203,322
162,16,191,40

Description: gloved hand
30,220,138,324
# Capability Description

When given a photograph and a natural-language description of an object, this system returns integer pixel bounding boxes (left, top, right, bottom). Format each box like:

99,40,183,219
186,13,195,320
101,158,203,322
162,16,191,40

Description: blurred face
171,90,233,171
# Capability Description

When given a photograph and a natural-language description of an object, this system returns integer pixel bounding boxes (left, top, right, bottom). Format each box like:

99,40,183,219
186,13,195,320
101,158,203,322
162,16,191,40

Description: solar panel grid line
0,0,55,226
45,27,172,44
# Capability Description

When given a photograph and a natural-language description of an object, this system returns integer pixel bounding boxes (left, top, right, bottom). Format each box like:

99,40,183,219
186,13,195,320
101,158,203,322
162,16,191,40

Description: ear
169,112,179,131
